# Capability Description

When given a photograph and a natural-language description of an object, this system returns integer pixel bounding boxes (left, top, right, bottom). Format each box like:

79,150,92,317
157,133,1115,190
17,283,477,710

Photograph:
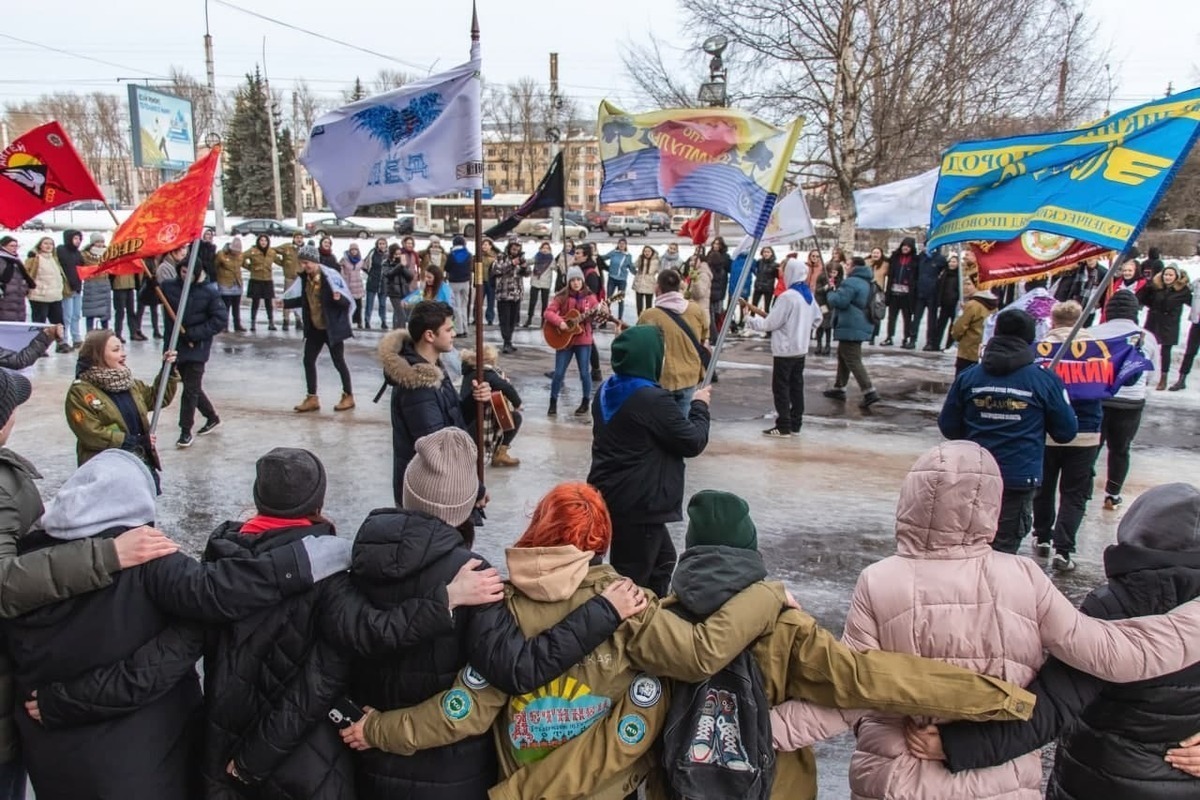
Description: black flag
484,152,565,239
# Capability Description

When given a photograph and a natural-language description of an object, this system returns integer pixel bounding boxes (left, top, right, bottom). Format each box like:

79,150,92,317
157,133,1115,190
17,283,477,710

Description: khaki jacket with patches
364,547,789,800
243,246,280,282
65,372,179,467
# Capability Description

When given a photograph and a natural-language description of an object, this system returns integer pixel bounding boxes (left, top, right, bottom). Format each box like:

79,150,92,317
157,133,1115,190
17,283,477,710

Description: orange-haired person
340,481,794,800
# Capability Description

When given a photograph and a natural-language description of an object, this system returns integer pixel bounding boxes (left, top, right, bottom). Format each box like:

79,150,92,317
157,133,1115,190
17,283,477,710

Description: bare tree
484,78,552,193
624,0,1107,244
373,69,413,93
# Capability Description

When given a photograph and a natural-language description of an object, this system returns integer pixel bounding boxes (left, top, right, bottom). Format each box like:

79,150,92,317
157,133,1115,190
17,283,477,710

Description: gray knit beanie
402,428,478,527
297,245,321,264
0,368,31,430
566,266,585,284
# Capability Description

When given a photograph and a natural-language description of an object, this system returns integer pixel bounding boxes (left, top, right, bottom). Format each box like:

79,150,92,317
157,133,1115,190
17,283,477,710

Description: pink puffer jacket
772,441,1200,800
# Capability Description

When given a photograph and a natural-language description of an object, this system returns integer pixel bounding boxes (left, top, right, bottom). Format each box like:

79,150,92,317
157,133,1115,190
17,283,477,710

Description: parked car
584,210,611,231
671,214,693,233
306,217,372,238
229,219,306,237
645,212,671,231
19,219,45,231
605,215,649,237
514,218,588,240
563,210,587,227
60,200,108,211
393,214,414,235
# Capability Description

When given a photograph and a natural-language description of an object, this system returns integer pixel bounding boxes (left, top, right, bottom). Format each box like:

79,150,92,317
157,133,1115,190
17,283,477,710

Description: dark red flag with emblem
79,146,221,278
0,122,105,229
678,210,713,245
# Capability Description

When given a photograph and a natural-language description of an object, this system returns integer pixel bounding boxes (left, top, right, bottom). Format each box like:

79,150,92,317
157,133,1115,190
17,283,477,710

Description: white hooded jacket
745,259,823,357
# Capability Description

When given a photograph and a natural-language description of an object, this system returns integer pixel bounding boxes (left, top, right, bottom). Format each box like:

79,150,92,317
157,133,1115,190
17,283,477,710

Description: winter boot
822,387,847,401
334,393,355,411
294,394,320,413
574,398,590,416
859,390,881,409
492,445,520,467
282,317,290,331
1170,376,1187,391
547,398,558,417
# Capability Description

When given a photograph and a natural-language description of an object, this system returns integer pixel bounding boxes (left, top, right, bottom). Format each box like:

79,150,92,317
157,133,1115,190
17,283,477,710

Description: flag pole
149,237,200,435
1045,252,1126,371
702,230,762,387
470,2,485,484
101,200,180,326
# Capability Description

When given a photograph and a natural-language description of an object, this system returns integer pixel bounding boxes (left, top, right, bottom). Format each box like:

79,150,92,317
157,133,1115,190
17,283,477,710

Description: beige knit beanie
402,428,478,527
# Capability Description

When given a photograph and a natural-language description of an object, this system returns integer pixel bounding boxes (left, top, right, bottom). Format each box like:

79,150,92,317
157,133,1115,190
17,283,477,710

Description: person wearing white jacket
1170,275,1200,391
743,258,823,437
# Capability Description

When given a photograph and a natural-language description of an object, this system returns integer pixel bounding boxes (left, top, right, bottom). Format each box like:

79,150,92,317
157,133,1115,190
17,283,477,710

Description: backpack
662,645,775,800
864,278,887,326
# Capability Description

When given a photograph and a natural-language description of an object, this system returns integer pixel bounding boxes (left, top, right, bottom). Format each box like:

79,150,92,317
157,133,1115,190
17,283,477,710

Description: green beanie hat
685,490,758,550
611,325,664,382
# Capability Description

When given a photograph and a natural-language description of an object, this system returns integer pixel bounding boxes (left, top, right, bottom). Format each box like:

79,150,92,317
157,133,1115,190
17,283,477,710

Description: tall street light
698,35,729,238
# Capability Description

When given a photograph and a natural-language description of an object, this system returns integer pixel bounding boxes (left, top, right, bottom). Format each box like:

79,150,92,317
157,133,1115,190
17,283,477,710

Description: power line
209,0,435,74
0,33,168,80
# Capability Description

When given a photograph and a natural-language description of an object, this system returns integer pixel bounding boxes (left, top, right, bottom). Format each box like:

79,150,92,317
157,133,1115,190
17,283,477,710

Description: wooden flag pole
101,201,181,325
471,2,486,484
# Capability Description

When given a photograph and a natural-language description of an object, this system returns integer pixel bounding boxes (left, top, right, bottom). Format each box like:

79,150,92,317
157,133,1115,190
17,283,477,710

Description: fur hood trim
460,345,498,370
378,329,445,389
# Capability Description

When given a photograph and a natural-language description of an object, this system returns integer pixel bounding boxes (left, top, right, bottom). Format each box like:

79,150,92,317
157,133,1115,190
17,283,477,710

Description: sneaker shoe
1103,495,1122,511
715,692,752,771
823,388,847,401
859,390,881,408
688,690,720,764
197,418,221,436
881,338,894,346
762,427,791,437
1034,541,1052,558
176,433,194,449
1052,553,1077,572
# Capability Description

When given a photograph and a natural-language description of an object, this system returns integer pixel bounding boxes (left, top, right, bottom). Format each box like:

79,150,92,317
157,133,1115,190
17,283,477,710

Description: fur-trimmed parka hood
378,329,446,390
460,345,498,370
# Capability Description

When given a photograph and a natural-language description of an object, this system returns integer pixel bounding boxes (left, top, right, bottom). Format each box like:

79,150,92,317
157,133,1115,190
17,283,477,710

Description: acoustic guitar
490,390,517,432
542,292,626,350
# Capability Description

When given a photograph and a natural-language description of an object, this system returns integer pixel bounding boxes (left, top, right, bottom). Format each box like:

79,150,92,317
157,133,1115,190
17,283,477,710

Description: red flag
679,210,713,245
0,122,105,229
81,146,220,279
971,231,1111,288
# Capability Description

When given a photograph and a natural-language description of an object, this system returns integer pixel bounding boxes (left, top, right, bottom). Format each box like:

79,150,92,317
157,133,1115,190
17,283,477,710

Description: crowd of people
1,217,1200,799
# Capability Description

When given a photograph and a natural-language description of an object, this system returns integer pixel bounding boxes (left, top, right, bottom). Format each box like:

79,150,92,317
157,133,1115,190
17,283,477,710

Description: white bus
413,194,528,237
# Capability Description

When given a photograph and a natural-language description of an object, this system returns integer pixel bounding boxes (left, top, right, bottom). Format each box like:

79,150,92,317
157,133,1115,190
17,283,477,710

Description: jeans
86,316,109,331
911,294,937,346
1099,404,1144,496
1034,445,1099,556
551,344,592,401
484,279,496,324
364,290,388,327
610,522,677,598
670,386,696,416
606,277,627,321
0,760,25,800
62,292,83,345
113,288,137,337
497,299,520,346
221,295,243,330
450,281,471,331
1180,322,1200,377
834,340,873,392
992,486,1036,553
177,360,217,436
636,293,653,315
772,355,806,432
526,287,550,323
29,300,63,325
303,329,352,395
885,293,913,341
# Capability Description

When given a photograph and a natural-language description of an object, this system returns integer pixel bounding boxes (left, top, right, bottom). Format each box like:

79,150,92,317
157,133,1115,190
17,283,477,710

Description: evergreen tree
224,69,294,219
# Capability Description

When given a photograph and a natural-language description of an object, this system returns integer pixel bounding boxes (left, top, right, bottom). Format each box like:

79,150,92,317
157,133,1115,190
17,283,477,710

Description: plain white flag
300,43,483,218
854,168,939,230
0,322,49,356
736,189,816,253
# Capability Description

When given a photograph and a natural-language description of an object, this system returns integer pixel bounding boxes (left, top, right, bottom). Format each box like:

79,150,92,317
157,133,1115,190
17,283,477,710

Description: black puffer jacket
939,544,1200,798
55,229,84,293
337,509,623,800
707,249,732,302
4,526,317,800
201,521,354,800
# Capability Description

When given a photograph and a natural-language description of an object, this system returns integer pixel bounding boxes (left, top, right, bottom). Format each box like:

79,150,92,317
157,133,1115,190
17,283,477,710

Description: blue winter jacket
728,253,753,300
916,250,947,301
607,250,633,282
826,264,875,342
445,247,472,283
938,335,1079,488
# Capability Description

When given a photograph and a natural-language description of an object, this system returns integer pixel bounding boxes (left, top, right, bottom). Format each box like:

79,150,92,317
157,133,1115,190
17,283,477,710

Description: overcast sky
1,0,1196,116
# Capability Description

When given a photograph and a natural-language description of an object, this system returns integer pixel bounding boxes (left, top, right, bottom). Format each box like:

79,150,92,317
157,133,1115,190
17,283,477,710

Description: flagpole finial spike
471,0,479,41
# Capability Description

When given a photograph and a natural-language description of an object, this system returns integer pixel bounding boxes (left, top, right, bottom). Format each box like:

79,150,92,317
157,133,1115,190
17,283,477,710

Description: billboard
127,85,196,171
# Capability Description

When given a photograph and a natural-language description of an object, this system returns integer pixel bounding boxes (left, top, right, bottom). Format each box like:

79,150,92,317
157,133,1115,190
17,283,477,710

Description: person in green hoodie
588,325,711,597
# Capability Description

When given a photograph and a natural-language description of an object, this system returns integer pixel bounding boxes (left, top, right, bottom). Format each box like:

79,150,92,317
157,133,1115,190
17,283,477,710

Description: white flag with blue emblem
300,42,483,218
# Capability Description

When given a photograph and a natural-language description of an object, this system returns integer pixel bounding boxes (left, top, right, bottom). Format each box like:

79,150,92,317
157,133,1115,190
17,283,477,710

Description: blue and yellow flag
597,102,802,238
928,88,1200,252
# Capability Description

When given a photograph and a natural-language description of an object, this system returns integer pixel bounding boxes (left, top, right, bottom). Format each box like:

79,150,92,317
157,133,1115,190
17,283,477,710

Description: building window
586,178,595,187
570,179,581,188
487,147,496,158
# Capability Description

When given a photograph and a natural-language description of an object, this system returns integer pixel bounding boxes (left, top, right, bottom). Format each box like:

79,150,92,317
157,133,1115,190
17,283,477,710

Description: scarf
78,365,135,393
598,375,657,423
241,515,315,535
790,281,814,303
533,252,553,277
654,291,688,314
347,252,362,265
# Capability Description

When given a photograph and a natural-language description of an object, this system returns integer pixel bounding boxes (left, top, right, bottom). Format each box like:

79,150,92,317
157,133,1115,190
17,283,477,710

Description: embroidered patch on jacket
462,665,489,690
508,677,612,765
442,689,472,720
628,674,662,708
617,713,647,746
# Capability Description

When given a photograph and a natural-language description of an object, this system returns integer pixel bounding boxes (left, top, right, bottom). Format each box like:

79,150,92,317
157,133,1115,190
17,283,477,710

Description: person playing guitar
544,266,622,418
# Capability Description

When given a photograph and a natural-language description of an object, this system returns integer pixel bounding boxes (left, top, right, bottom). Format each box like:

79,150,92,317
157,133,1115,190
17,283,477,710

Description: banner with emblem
0,122,105,229
970,232,1112,287
928,88,1200,253
78,146,220,279
1035,333,1156,401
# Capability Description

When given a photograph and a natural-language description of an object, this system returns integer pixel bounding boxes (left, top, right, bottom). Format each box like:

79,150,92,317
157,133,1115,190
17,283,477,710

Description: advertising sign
128,85,196,171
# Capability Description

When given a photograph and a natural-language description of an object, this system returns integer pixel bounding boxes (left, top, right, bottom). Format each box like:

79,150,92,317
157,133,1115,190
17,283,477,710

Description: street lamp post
698,34,729,239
